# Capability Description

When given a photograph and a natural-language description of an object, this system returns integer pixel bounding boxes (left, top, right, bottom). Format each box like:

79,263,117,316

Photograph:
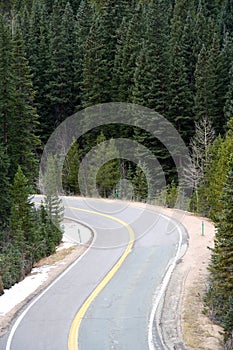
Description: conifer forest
0,0,233,346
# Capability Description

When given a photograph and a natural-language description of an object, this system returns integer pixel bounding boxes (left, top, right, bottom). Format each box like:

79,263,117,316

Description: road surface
0,197,187,350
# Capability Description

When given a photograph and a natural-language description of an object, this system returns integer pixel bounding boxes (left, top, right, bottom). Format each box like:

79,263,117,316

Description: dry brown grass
33,245,77,268
183,282,223,350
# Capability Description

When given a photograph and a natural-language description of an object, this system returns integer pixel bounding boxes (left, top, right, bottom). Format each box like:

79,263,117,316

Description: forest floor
0,203,224,349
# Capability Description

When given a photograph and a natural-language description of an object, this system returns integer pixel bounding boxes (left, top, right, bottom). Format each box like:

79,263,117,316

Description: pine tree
0,14,16,153
195,34,229,134
73,0,93,110
79,133,120,197
224,63,233,122
62,139,82,194
192,1,218,54
112,2,144,102
46,1,75,127
203,118,233,219
26,1,51,142
207,154,233,338
81,1,120,108
221,0,233,35
96,138,121,198
132,161,150,202
9,166,34,245
11,23,40,182
0,143,10,225
132,0,170,115
168,0,195,143
43,154,64,234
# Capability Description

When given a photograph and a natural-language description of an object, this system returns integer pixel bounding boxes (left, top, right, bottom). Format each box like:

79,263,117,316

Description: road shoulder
157,208,223,350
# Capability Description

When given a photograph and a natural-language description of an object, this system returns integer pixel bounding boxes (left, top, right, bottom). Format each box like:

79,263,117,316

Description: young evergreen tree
96,138,121,198
203,118,233,219
79,133,120,197
43,154,64,236
132,162,149,202
9,166,34,246
62,140,82,194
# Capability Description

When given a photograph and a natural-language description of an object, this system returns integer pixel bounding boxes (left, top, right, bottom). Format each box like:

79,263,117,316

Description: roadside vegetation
0,0,232,346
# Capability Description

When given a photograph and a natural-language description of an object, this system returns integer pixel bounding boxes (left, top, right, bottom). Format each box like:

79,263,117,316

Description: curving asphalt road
0,197,187,350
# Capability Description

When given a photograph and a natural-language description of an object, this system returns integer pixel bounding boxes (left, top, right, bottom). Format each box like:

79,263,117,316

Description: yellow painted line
66,206,135,350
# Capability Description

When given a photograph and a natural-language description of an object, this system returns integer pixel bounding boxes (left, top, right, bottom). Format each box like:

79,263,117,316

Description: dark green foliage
45,1,75,127
43,154,64,231
194,32,229,135
225,62,233,123
206,155,233,338
73,0,94,110
9,166,33,243
132,0,170,114
0,15,17,148
63,140,82,194
81,1,121,107
132,162,149,202
0,243,23,288
0,143,10,225
167,0,195,143
11,24,40,182
112,2,145,102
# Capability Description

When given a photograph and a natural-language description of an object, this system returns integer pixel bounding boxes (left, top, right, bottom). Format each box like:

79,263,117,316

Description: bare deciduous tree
184,117,215,210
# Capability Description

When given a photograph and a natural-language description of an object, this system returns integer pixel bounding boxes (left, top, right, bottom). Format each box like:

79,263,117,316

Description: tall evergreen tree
0,143,10,225
206,154,233,339
46,1,75,128
132,0,170,115
224,62,233,123
112,2,144,102
11,23,40,182
194,34,229,134
0,14,16,151
168,0,195,143
81,0,120,108
203,118,233,219
73,0,93,110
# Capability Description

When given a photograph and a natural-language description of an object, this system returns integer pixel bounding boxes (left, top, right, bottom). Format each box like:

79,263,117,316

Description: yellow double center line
67,207,135,350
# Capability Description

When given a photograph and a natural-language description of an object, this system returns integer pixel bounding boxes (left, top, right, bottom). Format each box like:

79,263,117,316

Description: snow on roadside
0,265,55,316
0,248,71,317
0,220,92,317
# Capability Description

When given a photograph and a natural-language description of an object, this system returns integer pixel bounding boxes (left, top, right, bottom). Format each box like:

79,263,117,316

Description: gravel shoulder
156,207,224,350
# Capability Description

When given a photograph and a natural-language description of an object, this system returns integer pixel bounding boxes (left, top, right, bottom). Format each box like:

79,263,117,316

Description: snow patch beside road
0,219,92,317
